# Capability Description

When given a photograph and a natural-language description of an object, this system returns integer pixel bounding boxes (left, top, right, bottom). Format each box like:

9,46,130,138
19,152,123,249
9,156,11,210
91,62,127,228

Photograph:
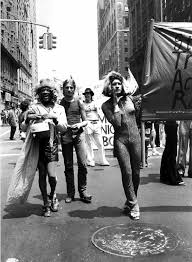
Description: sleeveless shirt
60,98,83,143
60,98,81,125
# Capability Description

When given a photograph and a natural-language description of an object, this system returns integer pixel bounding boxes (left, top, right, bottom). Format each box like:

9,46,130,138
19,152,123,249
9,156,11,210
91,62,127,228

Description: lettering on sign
172,34,192,109
99,111,114,149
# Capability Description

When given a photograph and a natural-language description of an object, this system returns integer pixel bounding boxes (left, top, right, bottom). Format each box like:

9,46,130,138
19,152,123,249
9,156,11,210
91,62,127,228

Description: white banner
98,109,114,149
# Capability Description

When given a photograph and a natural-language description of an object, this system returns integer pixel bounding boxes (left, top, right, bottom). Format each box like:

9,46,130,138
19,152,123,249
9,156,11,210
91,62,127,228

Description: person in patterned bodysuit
102,71,141,220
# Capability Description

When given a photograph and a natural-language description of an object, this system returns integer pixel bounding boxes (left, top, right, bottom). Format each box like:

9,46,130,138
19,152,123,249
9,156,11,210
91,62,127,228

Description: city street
1,125,192,262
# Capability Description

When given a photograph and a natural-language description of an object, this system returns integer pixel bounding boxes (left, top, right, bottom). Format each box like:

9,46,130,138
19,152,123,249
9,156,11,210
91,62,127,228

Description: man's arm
78,100,88,127
56,106,68,133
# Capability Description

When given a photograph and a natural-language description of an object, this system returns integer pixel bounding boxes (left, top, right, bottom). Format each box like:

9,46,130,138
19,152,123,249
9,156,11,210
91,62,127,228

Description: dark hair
109,73,123,84
83,88,94,97
20,100,30,111
63,78,76,89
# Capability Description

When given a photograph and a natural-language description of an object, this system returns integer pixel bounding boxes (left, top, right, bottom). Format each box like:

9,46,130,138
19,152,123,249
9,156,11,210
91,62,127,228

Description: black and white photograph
1,0,192,261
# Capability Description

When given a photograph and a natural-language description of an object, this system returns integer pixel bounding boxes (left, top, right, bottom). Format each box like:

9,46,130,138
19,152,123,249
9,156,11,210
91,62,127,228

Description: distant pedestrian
18,100,30,141
4,109,8,124
102,71,141,220
1,110,7,125
160,121,185,185
82,87,109,167
150,122,161,156
7,105,17,140
177,120,192,178
60,77,92,204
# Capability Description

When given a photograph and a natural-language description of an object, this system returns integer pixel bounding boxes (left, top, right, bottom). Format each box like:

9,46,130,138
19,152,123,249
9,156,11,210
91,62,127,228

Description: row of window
99,9,117,53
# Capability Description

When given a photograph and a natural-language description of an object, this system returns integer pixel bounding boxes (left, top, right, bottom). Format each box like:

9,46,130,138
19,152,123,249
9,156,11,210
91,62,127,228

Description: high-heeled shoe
49,194,59,212
43,205,51,217
129,210,140,220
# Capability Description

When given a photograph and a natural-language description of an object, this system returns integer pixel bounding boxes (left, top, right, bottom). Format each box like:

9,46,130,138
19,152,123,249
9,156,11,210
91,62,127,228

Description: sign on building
5,92,11,101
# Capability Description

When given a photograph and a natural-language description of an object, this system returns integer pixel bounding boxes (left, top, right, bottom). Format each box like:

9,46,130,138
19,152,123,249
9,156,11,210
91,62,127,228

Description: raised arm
101,102,122,129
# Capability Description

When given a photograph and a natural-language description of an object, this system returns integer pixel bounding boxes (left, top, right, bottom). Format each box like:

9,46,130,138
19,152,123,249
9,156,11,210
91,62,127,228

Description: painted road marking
0,140,20,144
6,258,19,262
0,152,63,157
0,153,20,157
0,130,9,137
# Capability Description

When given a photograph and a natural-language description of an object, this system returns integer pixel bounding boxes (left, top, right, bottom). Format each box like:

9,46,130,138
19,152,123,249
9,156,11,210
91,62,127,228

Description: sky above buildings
36,0,99,88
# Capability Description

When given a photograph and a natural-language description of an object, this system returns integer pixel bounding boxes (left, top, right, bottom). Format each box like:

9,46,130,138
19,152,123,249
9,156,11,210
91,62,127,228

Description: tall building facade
97,0,130,80
0,0,37,111
127,0,162,86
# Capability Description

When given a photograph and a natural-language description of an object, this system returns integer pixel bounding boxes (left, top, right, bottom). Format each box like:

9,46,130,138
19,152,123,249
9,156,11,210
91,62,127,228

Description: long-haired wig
102,71,133,97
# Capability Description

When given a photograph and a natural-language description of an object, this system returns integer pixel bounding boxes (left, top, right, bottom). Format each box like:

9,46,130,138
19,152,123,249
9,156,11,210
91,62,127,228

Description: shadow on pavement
68,205,192,219
140,173,160,185
68,206,123,219
3,194,67,219
33,193,67,202
140,205,192,212
3,202,42,219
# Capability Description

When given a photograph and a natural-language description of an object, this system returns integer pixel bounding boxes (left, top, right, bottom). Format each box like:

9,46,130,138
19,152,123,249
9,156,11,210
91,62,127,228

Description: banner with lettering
91,83,114,150
98,109,114,149
141,22,192,120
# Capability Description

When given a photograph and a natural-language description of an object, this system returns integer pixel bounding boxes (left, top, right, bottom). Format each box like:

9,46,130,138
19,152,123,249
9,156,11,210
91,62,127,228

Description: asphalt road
1,125,192,262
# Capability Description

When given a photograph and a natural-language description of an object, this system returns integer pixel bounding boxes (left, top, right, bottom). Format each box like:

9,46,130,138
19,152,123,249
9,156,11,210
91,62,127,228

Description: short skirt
39,137,59,163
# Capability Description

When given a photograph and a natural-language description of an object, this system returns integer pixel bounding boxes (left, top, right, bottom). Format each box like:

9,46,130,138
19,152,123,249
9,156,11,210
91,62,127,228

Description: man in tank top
60,77,92,204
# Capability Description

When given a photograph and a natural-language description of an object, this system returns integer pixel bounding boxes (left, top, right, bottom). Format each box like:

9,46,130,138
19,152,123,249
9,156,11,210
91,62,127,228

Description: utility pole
0,19,57,50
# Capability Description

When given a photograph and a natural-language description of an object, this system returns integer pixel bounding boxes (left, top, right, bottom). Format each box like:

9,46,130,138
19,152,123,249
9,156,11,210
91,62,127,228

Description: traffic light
39,33,47,49
47,33,57,50
52,35,57,49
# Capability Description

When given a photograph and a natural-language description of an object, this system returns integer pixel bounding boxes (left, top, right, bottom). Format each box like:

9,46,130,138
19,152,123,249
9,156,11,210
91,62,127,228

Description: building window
124,47,128,52
124,17,129,28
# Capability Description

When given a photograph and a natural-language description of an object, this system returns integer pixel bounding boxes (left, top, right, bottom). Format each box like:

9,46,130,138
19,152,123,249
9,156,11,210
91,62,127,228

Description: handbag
30,120,50,139
20,131,26,140
20,121,28,132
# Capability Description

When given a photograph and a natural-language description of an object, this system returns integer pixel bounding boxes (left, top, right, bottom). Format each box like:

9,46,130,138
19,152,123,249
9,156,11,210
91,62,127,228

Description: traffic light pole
0,19,50,32
1,19,57,49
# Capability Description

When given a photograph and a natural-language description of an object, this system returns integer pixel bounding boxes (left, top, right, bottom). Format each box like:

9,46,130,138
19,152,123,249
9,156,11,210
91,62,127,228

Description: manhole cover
91,223,183,257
